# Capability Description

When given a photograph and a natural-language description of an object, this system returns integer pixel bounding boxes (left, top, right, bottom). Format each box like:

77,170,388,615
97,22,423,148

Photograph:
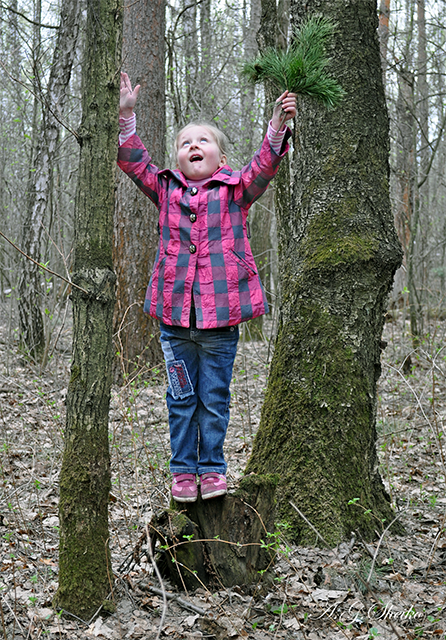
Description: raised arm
233,91,296,210
271,90,297,131
120,72,140,119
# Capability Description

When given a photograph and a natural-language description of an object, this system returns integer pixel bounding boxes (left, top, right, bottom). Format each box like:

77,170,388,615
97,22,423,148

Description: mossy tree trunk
246,0,403,545
53,0,122,619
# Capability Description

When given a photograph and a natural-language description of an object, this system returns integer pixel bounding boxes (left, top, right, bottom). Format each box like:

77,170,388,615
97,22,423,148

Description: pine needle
243,16,345,109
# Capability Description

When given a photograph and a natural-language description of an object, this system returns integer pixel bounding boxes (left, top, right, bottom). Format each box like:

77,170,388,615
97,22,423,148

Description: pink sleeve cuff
119,113,136,145
267,120,287,155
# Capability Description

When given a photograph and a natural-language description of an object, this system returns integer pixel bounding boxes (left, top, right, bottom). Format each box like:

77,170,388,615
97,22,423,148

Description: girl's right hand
120,72,140,118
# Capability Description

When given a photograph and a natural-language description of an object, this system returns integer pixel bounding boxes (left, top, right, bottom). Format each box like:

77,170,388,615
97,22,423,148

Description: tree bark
378,0,390,85
151,475,277,591
246,0,403,545
17,0,81,363
414,0,429,337
54,0,122,619
394,67,420,340
247,0,285,339
113,0,165,381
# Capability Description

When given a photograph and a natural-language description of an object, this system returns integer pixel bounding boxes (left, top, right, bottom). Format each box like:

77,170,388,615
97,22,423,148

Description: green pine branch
243,16,345,109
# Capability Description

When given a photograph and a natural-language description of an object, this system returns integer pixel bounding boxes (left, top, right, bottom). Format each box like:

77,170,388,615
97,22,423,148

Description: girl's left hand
271,91,297,131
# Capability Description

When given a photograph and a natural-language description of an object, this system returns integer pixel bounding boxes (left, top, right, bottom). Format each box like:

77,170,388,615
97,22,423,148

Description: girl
118,72,296,502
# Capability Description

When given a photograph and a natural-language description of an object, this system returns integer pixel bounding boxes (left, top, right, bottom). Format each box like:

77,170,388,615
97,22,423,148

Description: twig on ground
146,522,168,640
1,597,25,635
148,586,207,616
366,511,409,584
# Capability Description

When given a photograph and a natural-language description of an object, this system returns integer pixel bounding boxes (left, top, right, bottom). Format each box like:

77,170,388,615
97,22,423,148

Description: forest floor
1,307,446,640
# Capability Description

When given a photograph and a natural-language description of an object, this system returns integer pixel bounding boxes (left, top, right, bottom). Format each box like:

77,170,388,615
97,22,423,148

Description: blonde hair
174,121,229,160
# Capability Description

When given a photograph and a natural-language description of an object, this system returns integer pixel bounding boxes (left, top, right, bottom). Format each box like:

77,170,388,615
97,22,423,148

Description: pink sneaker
200,473,227,499
171,473,198,503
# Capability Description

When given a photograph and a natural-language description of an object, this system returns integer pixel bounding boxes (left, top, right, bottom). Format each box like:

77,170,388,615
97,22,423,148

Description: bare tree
16,0,81,362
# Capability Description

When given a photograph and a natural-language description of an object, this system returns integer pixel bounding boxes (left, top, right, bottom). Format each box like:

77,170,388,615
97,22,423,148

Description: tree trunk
54,0,122,619
393,67,416,318
183,0,199,123
113,0,165,382
378,0,390,85
151,475,277,591
245,0,403,545
247,0,284,340
199,0,212,120
17,0,81,363
415,0,429,334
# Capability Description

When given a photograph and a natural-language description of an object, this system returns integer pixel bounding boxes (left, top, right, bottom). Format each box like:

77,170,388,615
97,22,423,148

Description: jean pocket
166,359,194,400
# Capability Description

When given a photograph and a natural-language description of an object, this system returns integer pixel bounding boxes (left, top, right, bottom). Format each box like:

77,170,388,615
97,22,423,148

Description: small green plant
271,603,292,615
260,530,281,553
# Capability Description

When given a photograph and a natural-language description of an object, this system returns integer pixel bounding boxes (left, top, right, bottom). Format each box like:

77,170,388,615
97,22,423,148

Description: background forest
1,0,446,351
1,0,446,639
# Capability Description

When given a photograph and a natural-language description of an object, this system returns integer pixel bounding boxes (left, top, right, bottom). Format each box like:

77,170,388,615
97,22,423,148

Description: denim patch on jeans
160,322,239,475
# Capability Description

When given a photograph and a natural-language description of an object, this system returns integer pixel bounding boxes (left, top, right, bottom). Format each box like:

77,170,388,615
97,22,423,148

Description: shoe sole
201,489,227,499
172,495,198,502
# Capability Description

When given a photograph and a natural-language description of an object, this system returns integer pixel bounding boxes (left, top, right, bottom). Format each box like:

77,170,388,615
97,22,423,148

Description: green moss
101,600,116,614
246,301,397,545
236,473,279,498
69,365,81,385
75,237,113,270
300,197,378,271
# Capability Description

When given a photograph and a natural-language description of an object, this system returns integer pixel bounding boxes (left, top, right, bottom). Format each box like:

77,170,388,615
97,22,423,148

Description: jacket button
189,213,197,223
190,187,198,196
189,244,197,254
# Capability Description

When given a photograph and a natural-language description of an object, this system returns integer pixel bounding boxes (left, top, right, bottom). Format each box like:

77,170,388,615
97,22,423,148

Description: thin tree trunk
54,0,122,619
113,0,165,381
199,0,212,120
378,0,390,85
394,68,415,315
415,0,429,332
17,0,81,362
246,0,403,545
247,0,283,339
183,0,199,122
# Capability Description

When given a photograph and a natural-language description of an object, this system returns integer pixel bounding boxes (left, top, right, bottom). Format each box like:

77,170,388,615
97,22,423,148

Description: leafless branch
0,229,88,295
0,1,59,29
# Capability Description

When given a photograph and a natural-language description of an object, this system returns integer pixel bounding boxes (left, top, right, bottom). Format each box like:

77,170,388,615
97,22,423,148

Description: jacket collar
159,165,241,188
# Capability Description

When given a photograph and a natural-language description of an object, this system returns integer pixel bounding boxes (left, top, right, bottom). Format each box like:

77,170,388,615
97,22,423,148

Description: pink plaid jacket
117,131,291,328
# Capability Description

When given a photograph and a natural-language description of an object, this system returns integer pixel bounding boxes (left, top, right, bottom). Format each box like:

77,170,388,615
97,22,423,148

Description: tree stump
150,475,278,591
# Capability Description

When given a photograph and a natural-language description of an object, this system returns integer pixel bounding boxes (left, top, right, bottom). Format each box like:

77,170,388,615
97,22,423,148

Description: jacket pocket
148,255,166,288
228,249,258,277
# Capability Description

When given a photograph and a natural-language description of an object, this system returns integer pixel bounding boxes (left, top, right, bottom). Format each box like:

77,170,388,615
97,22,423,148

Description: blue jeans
159,322,239,475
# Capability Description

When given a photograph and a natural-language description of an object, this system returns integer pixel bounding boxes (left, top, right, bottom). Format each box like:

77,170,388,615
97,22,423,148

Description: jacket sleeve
117,134,163,208
234,127,292,211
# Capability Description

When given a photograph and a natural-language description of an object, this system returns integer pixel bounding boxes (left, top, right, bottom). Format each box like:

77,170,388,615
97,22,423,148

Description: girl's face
176,126,226,180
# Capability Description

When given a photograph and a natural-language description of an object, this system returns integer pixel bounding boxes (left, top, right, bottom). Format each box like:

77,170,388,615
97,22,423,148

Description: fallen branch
145,523,168,640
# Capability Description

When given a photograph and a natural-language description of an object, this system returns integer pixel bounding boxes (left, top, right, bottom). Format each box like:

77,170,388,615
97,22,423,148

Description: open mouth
190,154,203,163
